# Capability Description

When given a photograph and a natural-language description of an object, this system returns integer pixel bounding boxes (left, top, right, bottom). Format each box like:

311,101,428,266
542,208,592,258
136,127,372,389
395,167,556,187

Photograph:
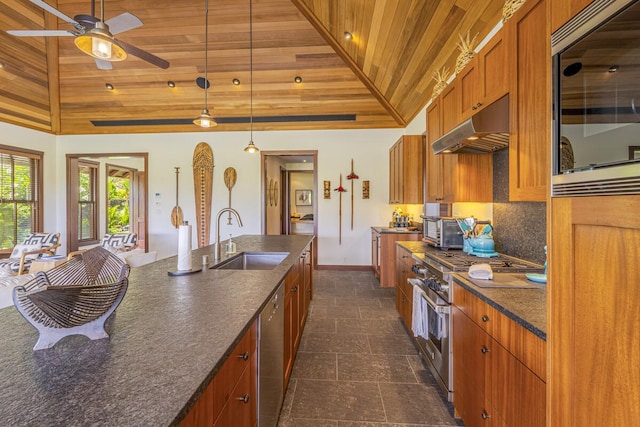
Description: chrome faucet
214,207,243,261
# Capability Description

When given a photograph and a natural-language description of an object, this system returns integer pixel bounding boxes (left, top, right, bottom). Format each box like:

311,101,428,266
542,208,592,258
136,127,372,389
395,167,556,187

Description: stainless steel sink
211,252,289,270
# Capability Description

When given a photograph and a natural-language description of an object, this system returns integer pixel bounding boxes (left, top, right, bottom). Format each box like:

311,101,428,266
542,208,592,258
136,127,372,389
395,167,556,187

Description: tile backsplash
491,149,546,265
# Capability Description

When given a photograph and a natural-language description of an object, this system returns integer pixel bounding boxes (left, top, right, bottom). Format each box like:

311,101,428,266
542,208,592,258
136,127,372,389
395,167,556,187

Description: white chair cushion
10,243,42,260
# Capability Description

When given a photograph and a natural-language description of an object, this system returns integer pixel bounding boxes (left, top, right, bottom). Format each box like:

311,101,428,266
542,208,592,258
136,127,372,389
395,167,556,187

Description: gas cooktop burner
425,250,543,273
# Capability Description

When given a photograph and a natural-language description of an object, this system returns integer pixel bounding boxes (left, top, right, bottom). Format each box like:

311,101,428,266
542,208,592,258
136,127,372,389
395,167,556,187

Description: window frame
77,159,99,244
0,144,44,253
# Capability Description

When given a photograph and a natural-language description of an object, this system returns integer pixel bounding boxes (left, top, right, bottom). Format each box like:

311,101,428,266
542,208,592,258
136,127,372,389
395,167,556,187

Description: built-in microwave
552,0,640,197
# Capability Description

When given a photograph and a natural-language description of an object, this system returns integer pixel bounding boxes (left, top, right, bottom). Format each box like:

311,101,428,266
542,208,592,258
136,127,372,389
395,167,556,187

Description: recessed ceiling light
232,78,240,85
294,76,302,84
0,62,4,69
167,81,176,88
608,65,619,73
344,31,353,40
105,83,114,90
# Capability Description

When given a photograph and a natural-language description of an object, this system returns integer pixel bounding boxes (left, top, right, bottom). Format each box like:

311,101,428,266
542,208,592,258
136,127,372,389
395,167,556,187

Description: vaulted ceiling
0,0,503,135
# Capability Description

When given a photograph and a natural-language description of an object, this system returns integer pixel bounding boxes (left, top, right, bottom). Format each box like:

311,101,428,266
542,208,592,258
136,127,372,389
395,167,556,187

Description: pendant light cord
204,0,209,110
249,0,253,141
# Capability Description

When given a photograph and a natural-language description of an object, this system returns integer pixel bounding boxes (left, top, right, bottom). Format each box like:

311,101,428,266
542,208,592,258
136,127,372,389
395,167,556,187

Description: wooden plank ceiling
0,0,503,135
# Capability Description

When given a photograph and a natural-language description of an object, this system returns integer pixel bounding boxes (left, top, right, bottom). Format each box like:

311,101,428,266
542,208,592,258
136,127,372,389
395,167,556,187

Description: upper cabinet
459,28,508,121
388,135,425,204
505,0,550,201
550,0,594,33
426,96,493,203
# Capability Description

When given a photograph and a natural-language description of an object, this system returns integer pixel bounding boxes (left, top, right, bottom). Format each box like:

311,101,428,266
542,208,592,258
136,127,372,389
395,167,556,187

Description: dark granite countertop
396,241,546,341
0,234,313,426
451,273,546,341
371,226,421,234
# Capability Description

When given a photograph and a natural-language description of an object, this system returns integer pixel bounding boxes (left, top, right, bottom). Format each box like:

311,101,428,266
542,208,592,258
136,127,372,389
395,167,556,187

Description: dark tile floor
277,270,463,427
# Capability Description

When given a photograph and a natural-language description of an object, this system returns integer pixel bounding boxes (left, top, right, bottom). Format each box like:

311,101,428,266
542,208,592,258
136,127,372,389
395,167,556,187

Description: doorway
261,151,317,266
66,153,148,253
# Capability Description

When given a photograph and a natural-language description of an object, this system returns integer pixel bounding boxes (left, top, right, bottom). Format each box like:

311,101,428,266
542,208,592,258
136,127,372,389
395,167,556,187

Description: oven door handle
423,293,450,315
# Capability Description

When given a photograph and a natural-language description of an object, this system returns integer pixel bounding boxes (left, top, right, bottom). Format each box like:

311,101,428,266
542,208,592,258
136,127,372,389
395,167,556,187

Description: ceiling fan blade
105,12,143,35
95,59,113,70
7,29,76,37
30,0,79,26
116,39,170,69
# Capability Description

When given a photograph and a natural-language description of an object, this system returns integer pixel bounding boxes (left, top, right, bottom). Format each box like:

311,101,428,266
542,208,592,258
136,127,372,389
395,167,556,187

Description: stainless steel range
408,249,543,401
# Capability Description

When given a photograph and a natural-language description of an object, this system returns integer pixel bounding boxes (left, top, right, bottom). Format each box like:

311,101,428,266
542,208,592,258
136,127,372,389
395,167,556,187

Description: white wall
0,123,57,234
50,128,404,264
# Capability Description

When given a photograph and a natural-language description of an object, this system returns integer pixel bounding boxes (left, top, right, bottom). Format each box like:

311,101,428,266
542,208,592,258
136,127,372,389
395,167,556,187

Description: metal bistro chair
0,232,61,276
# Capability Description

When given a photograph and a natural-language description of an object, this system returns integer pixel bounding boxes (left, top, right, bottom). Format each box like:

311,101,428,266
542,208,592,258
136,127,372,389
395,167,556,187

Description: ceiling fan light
244,140,259,153
193,108,217,128
74,23,127,61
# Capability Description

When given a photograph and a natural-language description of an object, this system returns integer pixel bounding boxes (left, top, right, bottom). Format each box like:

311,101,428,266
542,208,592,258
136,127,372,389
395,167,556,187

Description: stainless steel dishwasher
258,281,284,427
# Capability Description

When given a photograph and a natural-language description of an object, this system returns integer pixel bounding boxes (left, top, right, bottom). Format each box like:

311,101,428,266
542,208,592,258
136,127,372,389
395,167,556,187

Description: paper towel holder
168,220,203,276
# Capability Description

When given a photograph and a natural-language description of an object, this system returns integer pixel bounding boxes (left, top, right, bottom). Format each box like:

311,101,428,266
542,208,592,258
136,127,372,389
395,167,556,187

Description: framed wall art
295,189,312,206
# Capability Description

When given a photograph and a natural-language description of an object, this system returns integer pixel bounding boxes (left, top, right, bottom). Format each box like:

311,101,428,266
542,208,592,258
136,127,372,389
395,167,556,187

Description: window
78,160,98,242
106,165,134,233
0,145,43,251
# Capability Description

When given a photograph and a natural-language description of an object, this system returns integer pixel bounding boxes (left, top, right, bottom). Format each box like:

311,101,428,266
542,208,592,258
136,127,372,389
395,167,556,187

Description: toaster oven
421,216,463,249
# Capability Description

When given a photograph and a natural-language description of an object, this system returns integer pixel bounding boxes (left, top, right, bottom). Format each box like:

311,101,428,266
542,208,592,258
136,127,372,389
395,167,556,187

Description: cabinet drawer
214,351,257,427
453,283,546,381
212,322,257,421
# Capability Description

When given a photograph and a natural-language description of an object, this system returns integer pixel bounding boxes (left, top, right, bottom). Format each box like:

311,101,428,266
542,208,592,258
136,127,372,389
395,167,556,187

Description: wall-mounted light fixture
294,76,302,84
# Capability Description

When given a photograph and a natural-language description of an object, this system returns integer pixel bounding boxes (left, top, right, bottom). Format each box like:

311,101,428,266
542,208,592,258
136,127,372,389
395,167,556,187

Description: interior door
133,171,146,250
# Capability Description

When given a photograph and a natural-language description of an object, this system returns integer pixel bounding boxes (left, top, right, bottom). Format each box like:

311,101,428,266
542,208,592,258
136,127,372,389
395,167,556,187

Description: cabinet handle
238,351,249,361
476,102,482,108
481,411,490,420
471,105,477,110
481,315,490,322
236,394,250,404
481,346,490,354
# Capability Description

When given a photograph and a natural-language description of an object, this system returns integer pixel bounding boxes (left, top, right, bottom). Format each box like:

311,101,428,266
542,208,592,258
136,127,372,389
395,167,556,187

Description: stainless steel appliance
408,249,543,401
259,283,284,427
421,216,463,250
552,0,640,197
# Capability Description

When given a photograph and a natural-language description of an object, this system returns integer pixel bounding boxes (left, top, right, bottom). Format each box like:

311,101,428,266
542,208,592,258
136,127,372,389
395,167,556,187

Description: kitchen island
0,234,313,426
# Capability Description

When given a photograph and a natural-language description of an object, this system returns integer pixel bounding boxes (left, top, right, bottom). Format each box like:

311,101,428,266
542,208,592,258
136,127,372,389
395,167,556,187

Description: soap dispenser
225,234,237,254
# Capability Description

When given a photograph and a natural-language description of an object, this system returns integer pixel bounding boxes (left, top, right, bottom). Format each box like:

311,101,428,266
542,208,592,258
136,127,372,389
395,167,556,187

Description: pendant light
194,0,217,128
244,0,259,153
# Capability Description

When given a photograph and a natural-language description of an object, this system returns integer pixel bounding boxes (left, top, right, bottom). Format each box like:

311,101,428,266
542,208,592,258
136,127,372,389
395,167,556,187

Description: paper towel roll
177,223,192,271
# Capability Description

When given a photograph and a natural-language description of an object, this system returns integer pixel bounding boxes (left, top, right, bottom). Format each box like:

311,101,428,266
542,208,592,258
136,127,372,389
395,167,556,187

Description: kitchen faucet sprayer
214,208,243,261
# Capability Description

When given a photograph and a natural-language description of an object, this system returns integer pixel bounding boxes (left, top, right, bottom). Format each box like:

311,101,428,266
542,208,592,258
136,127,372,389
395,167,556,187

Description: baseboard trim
316,265,373,271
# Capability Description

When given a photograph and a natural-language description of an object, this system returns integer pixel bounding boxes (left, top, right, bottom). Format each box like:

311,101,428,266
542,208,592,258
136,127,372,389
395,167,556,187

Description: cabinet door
549,196,640,426
389,143,397,203
507,0,549,201
550,0,594,33
441,82,460,134
478,30,507,108
400,135,425,204
491,342,545,427
453,154,493,203
459,57,479,120
426,142,443,202
371,229,380,277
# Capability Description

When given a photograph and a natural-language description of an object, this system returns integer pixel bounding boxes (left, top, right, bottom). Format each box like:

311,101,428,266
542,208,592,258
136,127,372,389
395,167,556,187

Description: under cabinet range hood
431,95,510,154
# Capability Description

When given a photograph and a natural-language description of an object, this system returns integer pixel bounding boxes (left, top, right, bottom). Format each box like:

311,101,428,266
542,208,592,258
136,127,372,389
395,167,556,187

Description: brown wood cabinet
426,93,493,203
459,29,508,121
394,245,415,330
549,196,640,426
388,135,425,204
452,283,545,427
550,0,594,33
372,229,420,288
180,320,258,427
505,0,549,201
441,82,460,135
284,241,313,388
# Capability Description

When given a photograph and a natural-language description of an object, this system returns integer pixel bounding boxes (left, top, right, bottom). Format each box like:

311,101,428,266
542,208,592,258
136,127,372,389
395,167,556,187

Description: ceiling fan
7,0,169,70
